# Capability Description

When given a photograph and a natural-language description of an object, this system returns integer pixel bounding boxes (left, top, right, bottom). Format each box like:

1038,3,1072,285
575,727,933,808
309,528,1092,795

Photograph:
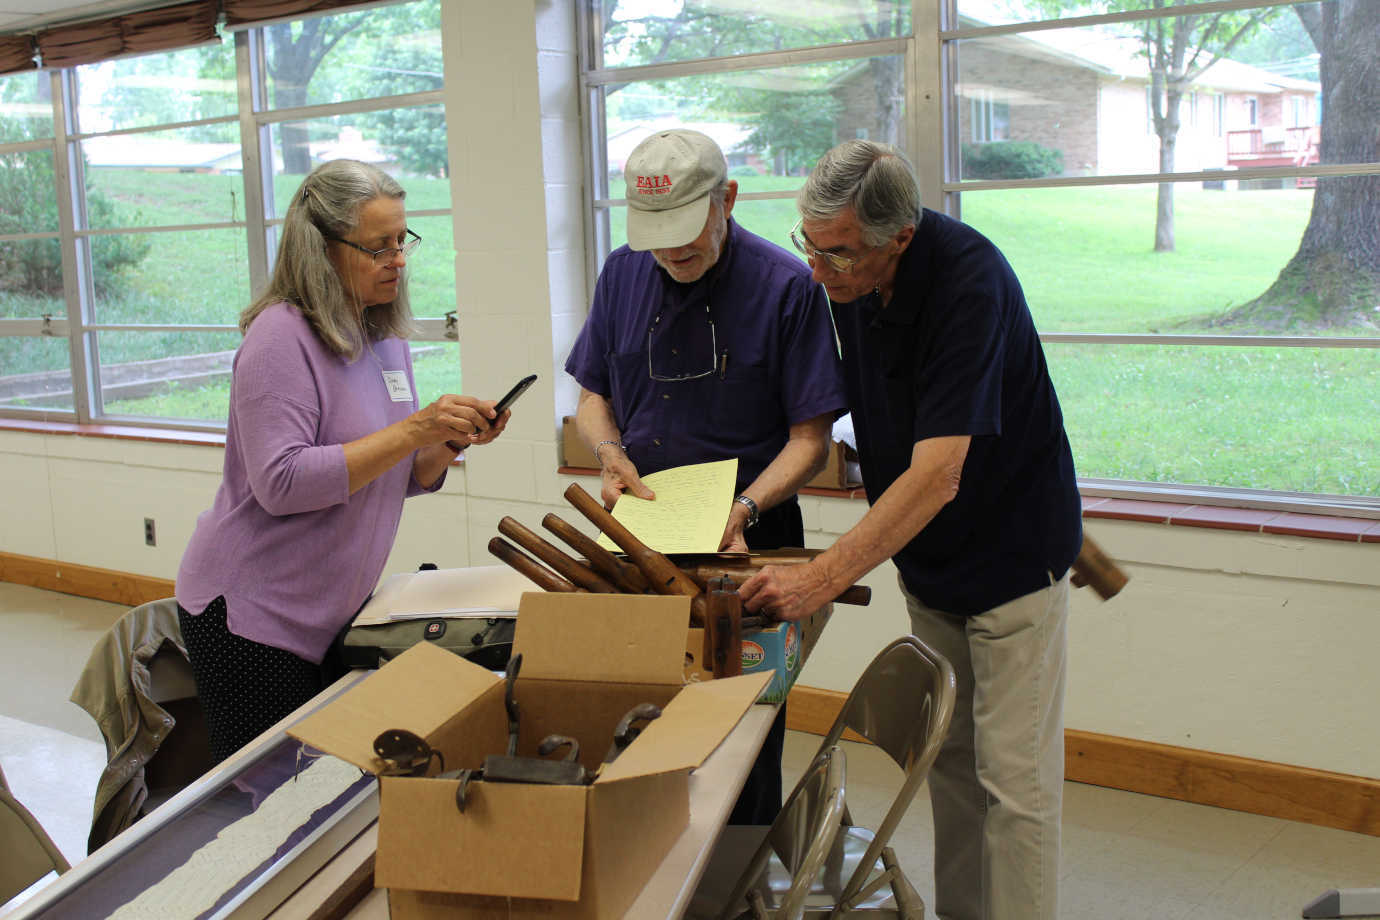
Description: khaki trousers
901,573,1069,920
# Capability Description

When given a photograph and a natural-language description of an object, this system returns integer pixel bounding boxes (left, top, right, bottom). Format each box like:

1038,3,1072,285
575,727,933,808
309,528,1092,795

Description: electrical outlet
144,517,156,546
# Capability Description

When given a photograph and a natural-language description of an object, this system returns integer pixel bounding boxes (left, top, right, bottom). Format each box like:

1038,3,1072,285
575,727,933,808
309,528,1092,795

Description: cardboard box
805,439,861,490
290,592,769,920
561,415,599,469
685,602,833,704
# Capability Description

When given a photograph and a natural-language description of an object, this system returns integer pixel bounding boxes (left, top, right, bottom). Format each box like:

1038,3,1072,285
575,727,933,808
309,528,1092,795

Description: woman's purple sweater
176,302,442,663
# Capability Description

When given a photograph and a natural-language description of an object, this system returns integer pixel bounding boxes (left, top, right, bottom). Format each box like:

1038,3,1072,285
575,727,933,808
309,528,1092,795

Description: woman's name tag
381,371,413,402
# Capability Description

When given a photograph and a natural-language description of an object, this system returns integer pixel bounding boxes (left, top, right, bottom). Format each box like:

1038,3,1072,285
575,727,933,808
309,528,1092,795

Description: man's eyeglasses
329,229,422,266
789,219,865,273
648,303,720,382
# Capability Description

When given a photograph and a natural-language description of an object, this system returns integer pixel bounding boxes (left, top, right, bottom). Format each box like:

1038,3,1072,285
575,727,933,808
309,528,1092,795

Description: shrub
961,141,1064,179
0,143,151,295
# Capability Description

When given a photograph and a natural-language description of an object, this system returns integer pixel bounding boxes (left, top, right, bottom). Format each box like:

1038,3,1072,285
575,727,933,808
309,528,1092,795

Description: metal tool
453,654,591,810
602,703,662,766
373,728,443,776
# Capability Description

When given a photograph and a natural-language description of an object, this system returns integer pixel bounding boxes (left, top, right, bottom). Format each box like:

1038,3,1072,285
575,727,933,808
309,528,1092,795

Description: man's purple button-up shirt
565,220,846,489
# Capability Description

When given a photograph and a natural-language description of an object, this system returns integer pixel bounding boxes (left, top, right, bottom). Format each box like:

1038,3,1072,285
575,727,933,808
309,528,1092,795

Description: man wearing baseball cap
565,128,846,824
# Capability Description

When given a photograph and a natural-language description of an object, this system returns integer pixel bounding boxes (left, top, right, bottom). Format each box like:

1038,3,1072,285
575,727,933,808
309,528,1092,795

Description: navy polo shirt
833,209,1082,615
565,220,846,490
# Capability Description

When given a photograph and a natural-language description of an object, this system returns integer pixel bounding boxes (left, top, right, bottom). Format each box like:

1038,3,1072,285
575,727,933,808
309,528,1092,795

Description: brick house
831,19,1320,179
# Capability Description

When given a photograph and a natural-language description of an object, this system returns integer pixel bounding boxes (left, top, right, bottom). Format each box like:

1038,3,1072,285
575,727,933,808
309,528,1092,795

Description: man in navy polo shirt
740,140,1081,920
564,129,846,824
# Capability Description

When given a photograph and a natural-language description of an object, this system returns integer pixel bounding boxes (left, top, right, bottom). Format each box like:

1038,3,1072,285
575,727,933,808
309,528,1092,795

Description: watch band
734,494,760,529
594,439,626,467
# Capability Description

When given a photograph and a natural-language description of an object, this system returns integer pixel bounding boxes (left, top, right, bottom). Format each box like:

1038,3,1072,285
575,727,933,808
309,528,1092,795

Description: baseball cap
624,129,727,251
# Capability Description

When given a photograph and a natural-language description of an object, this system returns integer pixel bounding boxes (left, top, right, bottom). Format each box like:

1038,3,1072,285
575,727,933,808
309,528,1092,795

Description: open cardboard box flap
512,592,689,684
597,671,770,783
289,641,499,772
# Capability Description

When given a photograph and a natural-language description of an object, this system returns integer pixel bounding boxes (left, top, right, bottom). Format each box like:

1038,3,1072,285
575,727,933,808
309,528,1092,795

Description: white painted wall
3,0,1377,783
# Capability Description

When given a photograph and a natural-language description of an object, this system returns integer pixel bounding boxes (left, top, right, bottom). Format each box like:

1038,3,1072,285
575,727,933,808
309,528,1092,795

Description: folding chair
70,597,212,852
696,635,957,919
690,744,848,920
0,762,70,905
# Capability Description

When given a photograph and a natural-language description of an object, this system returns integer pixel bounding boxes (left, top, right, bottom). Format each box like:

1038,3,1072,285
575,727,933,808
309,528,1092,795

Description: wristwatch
733,494,760,529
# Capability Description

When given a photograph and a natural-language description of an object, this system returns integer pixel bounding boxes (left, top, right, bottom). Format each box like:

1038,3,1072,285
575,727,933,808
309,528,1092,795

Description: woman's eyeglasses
329,229,422,266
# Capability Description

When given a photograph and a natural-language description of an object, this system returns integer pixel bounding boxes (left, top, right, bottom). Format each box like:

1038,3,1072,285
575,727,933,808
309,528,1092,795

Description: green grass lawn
9,170,1377,496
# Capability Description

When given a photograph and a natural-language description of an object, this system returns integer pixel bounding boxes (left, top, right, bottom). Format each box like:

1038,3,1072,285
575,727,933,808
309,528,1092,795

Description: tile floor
3,580,1380,919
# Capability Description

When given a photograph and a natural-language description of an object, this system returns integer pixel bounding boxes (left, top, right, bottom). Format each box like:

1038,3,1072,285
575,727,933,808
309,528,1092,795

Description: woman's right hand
412,394,498,448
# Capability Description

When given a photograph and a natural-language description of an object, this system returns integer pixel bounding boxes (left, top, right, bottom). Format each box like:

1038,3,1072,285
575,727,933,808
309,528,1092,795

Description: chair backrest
0,764,70,904
816,635,957,907
718,745,848,920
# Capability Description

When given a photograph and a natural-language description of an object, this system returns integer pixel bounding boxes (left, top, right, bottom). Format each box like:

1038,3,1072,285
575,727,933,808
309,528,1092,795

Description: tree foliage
597,1,908,173
0,141,150,295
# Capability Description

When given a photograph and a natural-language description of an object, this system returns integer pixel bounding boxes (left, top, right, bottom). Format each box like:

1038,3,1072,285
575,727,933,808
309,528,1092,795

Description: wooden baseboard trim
0,551,174,608
786,684,1380,837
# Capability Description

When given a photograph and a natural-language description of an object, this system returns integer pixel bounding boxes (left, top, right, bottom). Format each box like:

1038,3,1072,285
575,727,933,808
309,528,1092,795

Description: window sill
561,466,1380,544
0,417,227,447
0,418,465,464
3,433,1371,544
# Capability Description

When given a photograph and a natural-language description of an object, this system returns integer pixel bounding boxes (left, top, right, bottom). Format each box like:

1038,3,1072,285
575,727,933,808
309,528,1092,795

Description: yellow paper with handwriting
596,458,738,554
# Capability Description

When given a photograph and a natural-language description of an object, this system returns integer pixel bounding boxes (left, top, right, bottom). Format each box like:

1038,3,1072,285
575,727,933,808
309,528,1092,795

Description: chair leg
882,847,925,920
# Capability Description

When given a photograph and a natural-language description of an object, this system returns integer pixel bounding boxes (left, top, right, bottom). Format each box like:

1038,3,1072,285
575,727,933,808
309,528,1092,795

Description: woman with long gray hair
175,159,507,763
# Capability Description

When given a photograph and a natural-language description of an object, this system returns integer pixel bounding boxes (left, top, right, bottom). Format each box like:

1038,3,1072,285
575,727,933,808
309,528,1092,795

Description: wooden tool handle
684,566,872,606
541,513,651,594
487,536,582,593
1070,532,1129,600
498,516,619,593
702,576,743,679
562,483,702,598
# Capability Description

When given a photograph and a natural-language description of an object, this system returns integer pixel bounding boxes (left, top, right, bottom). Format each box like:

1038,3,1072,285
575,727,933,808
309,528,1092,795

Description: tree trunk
265,18,363,178
1153,89,1182,252
1230,0,1380,326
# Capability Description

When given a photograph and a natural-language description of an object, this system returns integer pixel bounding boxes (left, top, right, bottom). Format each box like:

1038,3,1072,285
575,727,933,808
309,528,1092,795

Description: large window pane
97,330,241,422
397,214,454,320
953,7,1370,180
601,55,906,191
89,228,249,326
266,106,451,219
74,41,238,134
411,341,460,407
597,1,910,68
955,182,1363,335
0,70,54,142
83,128,244,229
0,336,72,411
263,0,442,113
1051,343,1380,496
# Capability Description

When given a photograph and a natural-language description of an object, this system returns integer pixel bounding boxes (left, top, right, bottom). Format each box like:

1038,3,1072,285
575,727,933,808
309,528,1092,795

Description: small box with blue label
685,602,833,703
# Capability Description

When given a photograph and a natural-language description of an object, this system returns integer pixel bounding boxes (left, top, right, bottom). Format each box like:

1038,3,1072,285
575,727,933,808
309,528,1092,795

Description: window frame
0,1,455,434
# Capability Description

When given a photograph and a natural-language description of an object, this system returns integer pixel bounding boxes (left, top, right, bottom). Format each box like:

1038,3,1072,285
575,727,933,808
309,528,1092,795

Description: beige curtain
34,0,219,70
0,34,37,75
222,0,381,27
